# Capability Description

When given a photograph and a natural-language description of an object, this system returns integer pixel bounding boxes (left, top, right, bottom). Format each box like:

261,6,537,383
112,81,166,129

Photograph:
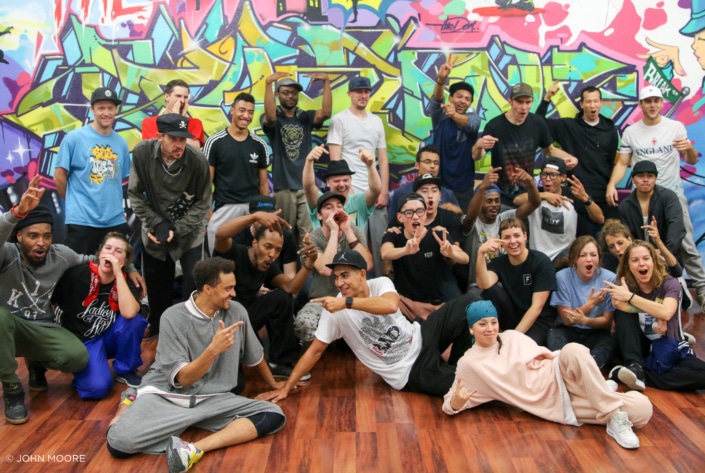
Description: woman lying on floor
442,300,652,449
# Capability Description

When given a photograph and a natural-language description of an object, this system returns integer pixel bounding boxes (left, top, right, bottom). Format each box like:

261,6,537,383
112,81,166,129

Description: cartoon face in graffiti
691,30,705,70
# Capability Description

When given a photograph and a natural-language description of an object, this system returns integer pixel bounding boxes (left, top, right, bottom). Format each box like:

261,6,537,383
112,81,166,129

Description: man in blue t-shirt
54,87,131,254
427,62,481,210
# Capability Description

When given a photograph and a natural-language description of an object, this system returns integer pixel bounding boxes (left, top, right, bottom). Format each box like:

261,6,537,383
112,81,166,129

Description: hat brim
324,261,366,271
413,178,442,192
317,194,347,213
680,18,705,36
162,130,196,139
92,98,122,106
277,84,303,92
323,170,355,177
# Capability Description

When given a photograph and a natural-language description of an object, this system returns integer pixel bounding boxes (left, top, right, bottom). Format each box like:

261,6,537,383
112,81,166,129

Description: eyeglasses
420,159,440,166
278,90,299,97
540,172,562,180
400,208,426,218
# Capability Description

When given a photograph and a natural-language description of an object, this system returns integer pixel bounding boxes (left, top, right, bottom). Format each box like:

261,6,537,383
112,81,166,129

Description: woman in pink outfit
443,300,652,449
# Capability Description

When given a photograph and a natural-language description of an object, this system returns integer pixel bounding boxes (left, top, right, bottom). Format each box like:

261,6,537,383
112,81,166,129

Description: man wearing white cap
606,85,705,311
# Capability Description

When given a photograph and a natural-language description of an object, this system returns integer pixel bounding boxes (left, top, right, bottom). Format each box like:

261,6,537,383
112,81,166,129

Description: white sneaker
606,410,639,449
605,379,618,392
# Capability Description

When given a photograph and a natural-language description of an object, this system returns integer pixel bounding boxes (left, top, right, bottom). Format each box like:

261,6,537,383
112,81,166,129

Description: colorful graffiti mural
0,0,703,255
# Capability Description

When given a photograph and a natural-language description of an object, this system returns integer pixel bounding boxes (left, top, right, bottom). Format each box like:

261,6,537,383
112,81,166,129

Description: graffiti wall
0,0,703,257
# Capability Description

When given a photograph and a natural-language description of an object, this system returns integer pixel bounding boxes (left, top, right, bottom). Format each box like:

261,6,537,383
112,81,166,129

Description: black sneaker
268,362,311,381
3,382,28,425
115,372,142,388
618,364,646,391
25,359,48,392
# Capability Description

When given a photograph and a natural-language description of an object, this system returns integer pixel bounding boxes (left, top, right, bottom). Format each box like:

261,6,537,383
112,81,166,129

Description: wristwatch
584,197,593,206
345,296,353,309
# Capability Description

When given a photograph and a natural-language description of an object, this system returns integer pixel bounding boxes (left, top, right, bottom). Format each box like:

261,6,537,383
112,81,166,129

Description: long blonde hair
616,240,668,290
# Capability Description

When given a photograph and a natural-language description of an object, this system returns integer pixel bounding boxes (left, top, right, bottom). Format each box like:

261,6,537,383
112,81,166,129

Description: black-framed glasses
540,172,561,179
400,208,426,218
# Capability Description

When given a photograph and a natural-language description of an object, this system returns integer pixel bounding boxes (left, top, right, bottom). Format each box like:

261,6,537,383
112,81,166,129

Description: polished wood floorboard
2,301,705,472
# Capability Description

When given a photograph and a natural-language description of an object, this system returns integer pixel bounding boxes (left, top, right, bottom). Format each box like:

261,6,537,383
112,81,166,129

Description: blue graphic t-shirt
55,124,130,227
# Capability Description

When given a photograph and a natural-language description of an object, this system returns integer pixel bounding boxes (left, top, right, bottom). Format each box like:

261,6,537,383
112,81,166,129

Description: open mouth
33,248,46,259
412,221,421,229
638,269,649,276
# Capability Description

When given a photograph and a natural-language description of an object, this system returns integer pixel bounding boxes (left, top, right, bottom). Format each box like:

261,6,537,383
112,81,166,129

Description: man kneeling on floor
257,250,478,402
107,257,286,473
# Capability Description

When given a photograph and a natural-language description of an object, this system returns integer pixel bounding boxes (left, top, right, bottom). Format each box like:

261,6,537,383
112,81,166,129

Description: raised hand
450,379,476,411
298,232,318,267
544,82,560,101
432,226,453,258
255,208,291,233
359,148,375,166
210,320,244,355
478,235,504,256
16,175,45,215
641,216,663,246
543,192,573,209
437,63,452,83
266,71,291,85
307,144,329,162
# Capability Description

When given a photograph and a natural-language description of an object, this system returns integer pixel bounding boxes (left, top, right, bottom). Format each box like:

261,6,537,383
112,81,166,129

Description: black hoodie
536,99,619,203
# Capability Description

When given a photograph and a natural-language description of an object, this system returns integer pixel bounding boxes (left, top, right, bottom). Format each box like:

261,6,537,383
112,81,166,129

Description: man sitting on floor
106,257,286,473
257,250,478,402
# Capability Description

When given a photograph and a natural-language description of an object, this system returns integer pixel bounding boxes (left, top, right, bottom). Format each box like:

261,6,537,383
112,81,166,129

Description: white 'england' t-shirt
620,117,688,194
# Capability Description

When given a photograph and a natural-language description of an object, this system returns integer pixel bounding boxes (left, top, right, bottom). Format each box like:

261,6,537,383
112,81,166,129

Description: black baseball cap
348,76,372,91
397,192,427,211
413,173,442,192
317,191,347,213
632,160,658,176
543,157,567,175
249,195,277,213
157,113,196,139
325,249,367,270
449,82,474,97
91,87,122,106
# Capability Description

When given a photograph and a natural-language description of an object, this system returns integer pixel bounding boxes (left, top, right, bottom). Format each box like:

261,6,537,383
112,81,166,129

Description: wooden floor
3,299,705,473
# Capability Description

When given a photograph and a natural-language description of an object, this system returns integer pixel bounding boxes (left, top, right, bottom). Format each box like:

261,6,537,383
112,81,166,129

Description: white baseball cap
638,85,663,101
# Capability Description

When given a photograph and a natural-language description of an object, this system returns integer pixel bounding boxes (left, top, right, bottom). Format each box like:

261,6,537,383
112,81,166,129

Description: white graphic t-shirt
315,277,422,389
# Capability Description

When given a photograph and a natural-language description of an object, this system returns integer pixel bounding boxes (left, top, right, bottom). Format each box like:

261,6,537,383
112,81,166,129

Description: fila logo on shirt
523,274,532,286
